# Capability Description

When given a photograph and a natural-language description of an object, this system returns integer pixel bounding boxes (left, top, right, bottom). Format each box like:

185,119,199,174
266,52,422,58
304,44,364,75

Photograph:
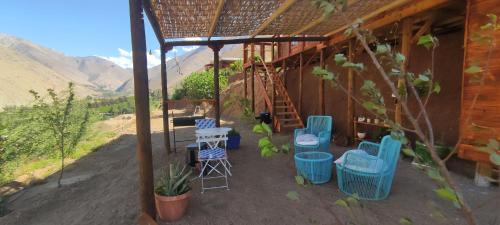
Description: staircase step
282,123,303,128
279,118,299,122
275,106,291,109
276,112,295,116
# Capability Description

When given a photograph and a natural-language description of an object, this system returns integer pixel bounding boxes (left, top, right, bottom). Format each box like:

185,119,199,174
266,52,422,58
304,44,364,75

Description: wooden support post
243,43,248,64
319,48,325,114
282,59,287,88
161,46,172,155
251,44,256,112
129,0,155,219
209,44,223,127
288,41,292,56
260,43,266,62
243,68,248,99
298,53,304,114
396,18,412,123
277,36,282,59
347,40,355,143
271,42,275,61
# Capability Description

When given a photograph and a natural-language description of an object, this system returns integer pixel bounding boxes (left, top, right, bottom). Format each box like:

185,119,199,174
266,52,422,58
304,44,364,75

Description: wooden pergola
129,0,459,222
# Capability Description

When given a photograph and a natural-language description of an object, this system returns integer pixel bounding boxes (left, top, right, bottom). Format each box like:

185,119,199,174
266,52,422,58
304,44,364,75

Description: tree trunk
58,137,65,188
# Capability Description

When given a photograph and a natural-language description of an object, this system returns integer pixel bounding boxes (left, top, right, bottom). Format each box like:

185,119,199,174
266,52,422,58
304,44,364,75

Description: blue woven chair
294,116,332,154
336,135,402,200
295,152,333,184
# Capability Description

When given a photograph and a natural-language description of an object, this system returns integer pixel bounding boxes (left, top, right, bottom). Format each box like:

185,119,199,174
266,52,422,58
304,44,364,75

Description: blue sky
0,0,198,68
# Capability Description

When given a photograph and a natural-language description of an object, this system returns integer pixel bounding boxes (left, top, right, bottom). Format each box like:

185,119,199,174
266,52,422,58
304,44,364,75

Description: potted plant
227,128,241,150
154,162,192,222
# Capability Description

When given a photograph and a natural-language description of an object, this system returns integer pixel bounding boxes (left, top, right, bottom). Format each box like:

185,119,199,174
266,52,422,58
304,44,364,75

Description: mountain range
0,33,242,107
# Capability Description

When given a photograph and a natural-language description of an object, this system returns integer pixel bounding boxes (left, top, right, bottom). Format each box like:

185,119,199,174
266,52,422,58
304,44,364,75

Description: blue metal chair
336,135,402,200
294,116,332,154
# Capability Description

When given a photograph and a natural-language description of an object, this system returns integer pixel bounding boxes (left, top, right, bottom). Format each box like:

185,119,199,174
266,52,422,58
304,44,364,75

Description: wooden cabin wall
284,30,464,146
458,0,500,162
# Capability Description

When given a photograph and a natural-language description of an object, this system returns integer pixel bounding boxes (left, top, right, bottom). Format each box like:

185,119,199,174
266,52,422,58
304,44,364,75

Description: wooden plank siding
458,0,500,163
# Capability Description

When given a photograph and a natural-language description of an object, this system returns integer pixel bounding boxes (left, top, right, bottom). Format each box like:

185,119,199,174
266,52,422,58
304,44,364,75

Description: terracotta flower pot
155,190,192,222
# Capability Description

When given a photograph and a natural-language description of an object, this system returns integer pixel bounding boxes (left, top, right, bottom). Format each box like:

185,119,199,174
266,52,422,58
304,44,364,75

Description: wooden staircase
254,62,304,132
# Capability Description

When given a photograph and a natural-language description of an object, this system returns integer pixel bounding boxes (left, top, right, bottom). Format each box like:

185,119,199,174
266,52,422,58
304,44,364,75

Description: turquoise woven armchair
294,116,332,154
336,135,402,200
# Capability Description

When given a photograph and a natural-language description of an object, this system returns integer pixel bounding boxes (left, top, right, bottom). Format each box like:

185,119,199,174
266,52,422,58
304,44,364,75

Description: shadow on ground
0,116,498,225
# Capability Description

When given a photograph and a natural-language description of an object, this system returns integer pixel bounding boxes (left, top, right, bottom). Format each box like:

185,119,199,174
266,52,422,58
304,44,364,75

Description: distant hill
0,33,243,107
0,33,132,107
117,44,243,94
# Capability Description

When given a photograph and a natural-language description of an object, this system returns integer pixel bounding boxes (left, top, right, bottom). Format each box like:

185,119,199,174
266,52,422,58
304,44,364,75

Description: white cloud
118,48,131,57
99,48,168,69
181,46,199,52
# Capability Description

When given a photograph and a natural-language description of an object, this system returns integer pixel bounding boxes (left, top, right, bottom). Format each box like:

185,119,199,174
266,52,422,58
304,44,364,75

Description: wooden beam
347,40,355,143
164,36,327,48
207,0,226,40
324,0,412,37
251,0,298,37
396,18,412,124
251,44,256,112
260,44,266,62
324,0,451,44
298,52,304,114
209,44,223,127
411,15,435,43
319,48,325,114
143,0,164,44
292,0,359,36
161,46,172,155
244,68,248,99
129,0,155,219
282,59,287,89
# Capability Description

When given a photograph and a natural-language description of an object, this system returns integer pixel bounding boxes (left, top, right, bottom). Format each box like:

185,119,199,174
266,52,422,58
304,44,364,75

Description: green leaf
395,53,406,63
433,82,441,94
286,191,300,201
362,101,376,110
402,148,416,157
295,175,305,186
487,13,497,25
258,137,272,149
342,62,364,71
418,74,430,82
252,124,264,133
261,123,273,136
417,34,435,49
344,27,352,37
281,143,290,154
334,199,349,208
399,217,413,225
481,23,494,31
334,54,347,65
260,146,274,157
427,167,445,183
486,139,499,151
434,187,459,203
376,44,390,54
464,65,482,74
490,152,500,166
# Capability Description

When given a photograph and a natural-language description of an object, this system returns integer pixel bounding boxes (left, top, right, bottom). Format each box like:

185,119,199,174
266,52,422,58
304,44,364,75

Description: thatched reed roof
148,0,399,39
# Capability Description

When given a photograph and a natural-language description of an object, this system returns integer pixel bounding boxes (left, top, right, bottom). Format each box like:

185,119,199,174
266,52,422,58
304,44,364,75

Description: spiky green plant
155,162,192,196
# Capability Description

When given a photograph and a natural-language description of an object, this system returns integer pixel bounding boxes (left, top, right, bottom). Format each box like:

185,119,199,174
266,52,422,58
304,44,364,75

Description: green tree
31,83,90,187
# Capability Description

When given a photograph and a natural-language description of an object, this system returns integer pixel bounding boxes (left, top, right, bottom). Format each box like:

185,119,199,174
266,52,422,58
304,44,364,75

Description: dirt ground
0,112,498,225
